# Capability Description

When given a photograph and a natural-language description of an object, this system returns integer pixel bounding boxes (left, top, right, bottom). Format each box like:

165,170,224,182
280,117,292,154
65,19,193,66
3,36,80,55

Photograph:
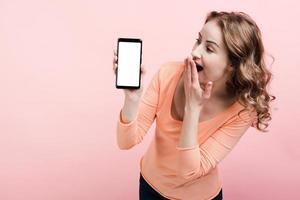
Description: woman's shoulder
226,100,257,126
159,61,184,74
157,61,184,79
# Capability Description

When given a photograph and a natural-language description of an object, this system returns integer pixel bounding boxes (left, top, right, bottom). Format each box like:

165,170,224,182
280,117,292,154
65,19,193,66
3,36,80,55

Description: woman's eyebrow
198,32,220,48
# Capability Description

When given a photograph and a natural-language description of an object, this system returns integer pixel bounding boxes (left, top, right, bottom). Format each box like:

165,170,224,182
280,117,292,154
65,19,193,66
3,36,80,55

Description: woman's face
191,20,232,89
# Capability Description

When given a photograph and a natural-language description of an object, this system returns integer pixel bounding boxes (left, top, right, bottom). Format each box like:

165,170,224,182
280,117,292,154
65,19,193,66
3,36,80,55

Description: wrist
121,99,140,123
183,108,201,123
184,106,201,114
125,96,141,105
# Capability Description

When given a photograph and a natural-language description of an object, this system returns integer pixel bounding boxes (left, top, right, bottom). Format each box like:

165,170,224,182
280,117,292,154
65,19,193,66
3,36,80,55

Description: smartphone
116,38,142,89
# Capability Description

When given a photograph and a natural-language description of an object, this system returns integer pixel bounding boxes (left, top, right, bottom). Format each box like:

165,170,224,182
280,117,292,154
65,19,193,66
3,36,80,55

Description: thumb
140,65,146,88
141,64,146,74
203,81,213,99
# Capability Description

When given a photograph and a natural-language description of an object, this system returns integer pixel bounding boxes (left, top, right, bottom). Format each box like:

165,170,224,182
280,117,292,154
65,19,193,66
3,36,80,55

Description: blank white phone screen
117,41,141,87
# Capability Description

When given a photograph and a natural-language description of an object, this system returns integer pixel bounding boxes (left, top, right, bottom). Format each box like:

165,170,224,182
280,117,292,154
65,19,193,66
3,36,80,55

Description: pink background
0,0,299,199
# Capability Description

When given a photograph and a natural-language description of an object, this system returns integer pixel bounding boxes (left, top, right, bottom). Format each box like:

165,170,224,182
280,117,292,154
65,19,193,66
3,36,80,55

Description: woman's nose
191,52,200,60
191,46,202,60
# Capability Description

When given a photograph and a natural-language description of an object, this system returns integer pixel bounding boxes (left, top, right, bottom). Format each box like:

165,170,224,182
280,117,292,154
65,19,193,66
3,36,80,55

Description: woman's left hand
183,56,213,111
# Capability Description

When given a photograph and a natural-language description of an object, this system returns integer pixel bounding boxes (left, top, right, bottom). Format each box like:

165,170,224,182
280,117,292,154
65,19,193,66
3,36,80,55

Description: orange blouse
117,61,256,200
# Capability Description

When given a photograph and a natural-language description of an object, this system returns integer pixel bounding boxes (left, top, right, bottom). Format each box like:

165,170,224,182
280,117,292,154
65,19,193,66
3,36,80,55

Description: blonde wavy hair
205,11,276,132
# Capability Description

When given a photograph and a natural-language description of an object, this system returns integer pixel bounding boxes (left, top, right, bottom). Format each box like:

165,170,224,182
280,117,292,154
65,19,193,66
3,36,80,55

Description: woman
113,11,275,200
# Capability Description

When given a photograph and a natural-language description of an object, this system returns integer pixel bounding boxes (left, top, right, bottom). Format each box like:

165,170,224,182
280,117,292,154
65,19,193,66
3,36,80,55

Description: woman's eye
206,47,213,53
195,38,201,44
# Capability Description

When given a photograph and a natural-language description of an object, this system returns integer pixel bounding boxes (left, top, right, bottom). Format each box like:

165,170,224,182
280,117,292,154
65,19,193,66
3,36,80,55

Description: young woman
113,11,275,200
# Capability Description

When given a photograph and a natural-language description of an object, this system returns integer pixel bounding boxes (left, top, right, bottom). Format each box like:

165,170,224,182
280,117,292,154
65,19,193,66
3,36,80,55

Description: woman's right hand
113,49,146,102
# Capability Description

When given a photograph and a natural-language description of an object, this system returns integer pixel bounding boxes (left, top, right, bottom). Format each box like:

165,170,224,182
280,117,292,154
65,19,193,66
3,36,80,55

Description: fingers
140,64,146,77
184,56,199,88
203,81,213,99
184,57,191,88
183,58,188,96
189,56,199,85
183,55,213,103
113,49,117,61
113,49,118,74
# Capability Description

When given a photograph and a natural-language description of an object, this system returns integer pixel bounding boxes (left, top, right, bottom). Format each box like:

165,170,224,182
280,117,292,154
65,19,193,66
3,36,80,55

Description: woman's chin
199,73,208,90
198,71,206,82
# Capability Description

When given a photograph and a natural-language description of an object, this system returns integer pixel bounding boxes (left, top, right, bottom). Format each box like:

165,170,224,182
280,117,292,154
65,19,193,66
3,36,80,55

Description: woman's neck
206,79,236,106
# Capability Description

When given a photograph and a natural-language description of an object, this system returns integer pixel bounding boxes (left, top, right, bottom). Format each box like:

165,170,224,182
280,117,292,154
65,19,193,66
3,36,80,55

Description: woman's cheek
205,67,223,81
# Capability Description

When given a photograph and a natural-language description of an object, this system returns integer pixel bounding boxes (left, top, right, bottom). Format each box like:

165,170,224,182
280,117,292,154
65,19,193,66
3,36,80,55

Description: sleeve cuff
176,144,199,151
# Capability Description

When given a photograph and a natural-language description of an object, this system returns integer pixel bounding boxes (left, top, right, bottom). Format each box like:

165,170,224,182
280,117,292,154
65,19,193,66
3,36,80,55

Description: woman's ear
226,64,234,72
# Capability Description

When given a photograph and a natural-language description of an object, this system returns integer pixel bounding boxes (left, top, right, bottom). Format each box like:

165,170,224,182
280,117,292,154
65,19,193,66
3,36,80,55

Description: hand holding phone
113,38,146,101
116,38,142,89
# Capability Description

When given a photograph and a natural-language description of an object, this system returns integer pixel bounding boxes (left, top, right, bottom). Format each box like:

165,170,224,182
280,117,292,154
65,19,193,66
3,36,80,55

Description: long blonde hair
205,11,276,132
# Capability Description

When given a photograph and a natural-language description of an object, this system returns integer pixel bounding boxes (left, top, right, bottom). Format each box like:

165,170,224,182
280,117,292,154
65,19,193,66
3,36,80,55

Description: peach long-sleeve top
117,61,256,200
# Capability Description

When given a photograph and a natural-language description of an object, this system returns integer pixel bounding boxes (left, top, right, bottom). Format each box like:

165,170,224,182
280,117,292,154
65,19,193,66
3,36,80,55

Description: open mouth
195,63,203,71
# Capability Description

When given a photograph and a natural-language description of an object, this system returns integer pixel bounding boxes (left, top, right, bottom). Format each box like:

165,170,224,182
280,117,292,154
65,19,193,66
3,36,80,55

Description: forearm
178,107,201,148
117,98,141,149
121,98,140,123
176,107,202,180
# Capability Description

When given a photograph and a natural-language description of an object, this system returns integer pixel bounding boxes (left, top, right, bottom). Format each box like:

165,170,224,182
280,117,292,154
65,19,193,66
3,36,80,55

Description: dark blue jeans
139,173,223,200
